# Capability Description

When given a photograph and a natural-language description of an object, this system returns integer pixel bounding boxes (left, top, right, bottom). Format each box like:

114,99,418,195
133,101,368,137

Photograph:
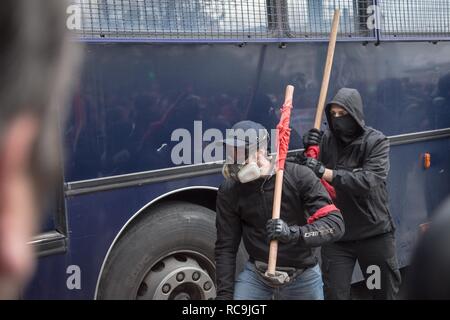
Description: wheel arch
94,185,218,299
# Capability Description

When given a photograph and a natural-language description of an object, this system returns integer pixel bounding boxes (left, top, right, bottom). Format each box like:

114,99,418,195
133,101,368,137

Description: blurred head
0,0,79,298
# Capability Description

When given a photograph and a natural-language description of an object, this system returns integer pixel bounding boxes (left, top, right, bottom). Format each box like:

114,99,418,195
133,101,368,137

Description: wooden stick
284,85,294,106
267,170,284,275
313,9,340,129
267,85,294,275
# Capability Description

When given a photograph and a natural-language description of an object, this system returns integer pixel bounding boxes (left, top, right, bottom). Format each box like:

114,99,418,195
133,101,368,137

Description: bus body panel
24,41,450,299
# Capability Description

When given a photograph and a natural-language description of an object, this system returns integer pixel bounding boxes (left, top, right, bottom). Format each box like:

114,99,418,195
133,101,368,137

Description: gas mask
221,127,271,183
222,150,275,183
222,161,261,183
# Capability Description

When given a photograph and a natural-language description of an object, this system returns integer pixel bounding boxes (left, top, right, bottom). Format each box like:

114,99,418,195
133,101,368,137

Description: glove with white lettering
301,157,325,179
266,218,301,244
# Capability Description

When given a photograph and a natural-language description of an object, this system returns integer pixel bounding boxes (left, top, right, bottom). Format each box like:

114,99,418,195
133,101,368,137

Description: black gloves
287,128,326,177
286,152,305,164
266,218,301,244
302,128,323,149
303,157,326,178
286,153,326,178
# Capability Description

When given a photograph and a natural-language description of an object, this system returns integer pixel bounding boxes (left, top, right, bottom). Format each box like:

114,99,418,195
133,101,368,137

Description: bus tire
96,201,246,300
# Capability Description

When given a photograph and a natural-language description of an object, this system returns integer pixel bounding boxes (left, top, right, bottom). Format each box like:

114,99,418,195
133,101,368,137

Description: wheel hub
137,255,216,300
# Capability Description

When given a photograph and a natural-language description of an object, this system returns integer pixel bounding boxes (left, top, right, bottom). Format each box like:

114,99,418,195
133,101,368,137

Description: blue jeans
234,261,324,300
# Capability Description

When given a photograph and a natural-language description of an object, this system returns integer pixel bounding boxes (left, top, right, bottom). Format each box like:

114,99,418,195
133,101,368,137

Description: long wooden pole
313,9,340,129
267,85,294,275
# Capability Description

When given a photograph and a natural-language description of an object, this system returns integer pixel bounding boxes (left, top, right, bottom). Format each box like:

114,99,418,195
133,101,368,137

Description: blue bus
25,0,450,299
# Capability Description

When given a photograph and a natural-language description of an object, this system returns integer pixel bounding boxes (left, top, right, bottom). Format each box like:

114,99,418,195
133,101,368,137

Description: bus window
379,0,450,38
75,0,269,38
287,0,373,38
63,43,306,182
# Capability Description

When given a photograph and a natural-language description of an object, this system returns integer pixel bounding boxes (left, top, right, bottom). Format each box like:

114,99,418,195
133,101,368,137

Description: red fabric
307,204,339,224
305,145,320,159
321,179,337,200
305,145,337,200
276,103,293,170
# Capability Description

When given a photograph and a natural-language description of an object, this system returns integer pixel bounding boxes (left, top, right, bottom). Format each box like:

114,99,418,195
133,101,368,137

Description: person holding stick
214,113,345,299
299,88,401,299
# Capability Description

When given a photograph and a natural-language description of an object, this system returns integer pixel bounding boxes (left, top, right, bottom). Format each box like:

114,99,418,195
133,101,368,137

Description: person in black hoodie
215,120,345,300
298,88,401,299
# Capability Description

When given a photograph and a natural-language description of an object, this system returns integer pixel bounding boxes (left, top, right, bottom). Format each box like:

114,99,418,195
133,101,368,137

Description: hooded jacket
215,162,345,299
321,88,395,241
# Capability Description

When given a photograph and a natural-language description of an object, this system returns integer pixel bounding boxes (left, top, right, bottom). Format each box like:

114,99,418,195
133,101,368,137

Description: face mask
237,162,261,183
222,162,261,183
331,114,361,144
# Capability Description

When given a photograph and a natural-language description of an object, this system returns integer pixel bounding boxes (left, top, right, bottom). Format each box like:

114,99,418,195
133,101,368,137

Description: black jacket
215,162,345,299
321,88,395,242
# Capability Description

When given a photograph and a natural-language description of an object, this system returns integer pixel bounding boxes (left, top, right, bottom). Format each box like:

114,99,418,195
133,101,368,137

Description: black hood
325,88,365,132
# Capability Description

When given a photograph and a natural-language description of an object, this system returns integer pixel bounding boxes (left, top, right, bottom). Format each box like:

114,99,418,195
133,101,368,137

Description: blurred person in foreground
407,197,450,299
0,0,79,298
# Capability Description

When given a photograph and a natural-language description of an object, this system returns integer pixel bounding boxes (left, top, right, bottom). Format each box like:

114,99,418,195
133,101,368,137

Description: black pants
321,232,401,300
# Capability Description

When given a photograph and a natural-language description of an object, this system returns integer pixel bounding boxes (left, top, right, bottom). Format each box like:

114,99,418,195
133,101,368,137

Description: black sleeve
331,136,390,196
214,183,242,300
296,166,345,247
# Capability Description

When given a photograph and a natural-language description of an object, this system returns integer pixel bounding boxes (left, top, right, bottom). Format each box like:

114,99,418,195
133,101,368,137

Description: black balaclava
331,114,362,145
